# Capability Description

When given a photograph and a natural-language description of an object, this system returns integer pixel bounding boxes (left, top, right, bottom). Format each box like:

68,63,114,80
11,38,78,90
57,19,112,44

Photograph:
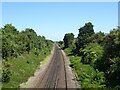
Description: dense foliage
2,24,53,59
69,56,105,88
1,24,53,88
75,22,95,55
61,22,120,88
63,33,74,48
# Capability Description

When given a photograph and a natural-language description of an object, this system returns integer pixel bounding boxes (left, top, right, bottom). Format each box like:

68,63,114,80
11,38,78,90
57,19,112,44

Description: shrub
2,68,11,83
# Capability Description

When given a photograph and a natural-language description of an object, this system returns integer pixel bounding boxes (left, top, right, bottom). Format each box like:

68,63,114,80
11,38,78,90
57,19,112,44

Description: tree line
1,24,53,59
1,24,53,87
58,22,120,88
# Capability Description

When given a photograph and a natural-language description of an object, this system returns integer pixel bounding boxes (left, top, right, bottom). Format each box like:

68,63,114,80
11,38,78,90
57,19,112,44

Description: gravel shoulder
61,49,79,88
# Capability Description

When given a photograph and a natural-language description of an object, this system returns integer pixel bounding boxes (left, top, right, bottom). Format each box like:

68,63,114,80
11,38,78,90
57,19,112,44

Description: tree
2,24,19,35
101,30,120,87
63,33,74,48
88,31,105,45
76,22,95,55
81,43,104,67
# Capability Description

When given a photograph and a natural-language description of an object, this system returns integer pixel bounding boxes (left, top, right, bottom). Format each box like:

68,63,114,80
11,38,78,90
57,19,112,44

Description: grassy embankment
2,45,53,88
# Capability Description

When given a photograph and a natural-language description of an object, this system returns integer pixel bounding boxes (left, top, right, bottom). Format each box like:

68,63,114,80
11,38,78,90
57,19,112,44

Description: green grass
2,47,53,88
39,53,52,69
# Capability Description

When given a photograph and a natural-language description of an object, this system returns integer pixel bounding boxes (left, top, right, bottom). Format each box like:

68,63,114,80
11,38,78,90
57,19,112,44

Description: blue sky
2,2,118,41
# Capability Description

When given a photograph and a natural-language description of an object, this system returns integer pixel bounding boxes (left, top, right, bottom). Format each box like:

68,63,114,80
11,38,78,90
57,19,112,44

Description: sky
2,2,118,41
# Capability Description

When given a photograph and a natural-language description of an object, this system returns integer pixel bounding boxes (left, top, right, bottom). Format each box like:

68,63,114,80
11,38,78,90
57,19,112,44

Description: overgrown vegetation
59,22,120,88
1,24,53,88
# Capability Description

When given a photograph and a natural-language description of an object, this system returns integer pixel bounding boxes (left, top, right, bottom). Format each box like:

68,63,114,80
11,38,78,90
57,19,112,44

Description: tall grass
2,50,52,88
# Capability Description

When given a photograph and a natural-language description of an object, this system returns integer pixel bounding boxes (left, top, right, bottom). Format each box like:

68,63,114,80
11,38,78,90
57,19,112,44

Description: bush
2,68,11,83
77,65,105,88
81,43,104,67
69,56,105,88
64,48,73,55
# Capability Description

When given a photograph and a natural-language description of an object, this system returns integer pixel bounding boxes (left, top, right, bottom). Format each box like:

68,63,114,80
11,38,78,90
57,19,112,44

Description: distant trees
57,41,64,49
63,33,74,48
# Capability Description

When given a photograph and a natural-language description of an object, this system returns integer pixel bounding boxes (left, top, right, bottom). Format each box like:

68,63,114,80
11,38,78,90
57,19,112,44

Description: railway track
34,44,68,89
